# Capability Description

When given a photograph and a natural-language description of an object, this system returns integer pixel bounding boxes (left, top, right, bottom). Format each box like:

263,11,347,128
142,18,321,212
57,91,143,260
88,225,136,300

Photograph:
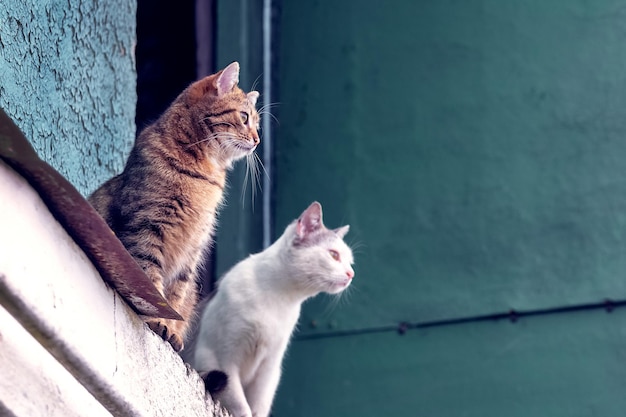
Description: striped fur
89,62,259,352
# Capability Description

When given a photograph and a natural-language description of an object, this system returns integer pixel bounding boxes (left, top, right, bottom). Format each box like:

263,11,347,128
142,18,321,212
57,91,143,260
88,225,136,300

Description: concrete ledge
0,160,229,417
0,304,112,417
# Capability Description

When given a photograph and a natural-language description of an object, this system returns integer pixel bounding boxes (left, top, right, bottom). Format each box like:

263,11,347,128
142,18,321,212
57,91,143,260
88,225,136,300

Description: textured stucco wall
0,0,136,195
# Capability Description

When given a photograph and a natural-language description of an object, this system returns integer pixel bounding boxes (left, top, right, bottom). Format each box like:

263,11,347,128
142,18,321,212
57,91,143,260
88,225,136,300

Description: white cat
190,201,354,417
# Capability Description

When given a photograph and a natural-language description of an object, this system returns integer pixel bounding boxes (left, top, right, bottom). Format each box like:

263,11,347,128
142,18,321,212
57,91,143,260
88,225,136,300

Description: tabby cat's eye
329,250,340,261
240,111,249,124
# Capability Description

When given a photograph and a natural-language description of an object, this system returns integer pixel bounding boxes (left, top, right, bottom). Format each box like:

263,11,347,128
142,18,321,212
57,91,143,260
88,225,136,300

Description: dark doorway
135,0,216,298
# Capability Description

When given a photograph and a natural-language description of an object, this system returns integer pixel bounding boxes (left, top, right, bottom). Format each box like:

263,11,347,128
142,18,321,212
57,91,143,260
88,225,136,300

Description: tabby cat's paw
146,320,184,352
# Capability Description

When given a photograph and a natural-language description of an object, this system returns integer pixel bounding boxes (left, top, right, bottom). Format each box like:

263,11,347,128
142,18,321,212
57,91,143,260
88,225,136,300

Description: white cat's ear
216,62,240,96
333,225,350,239
296,202,323,238
247,91,259,107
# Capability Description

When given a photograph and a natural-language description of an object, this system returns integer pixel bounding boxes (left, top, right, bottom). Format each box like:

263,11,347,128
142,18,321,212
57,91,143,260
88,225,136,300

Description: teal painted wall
272,1,626,416
280,308,626,417
0,0,136,196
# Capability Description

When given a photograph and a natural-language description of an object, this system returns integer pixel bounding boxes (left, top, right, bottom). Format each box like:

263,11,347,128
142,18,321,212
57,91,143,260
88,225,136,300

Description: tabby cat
190,202,354,417
89,62,260,352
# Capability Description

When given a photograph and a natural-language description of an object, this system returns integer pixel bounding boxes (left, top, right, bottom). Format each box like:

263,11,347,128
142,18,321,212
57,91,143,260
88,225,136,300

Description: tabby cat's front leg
152,268,199,352
145,318,185,352
146,266,199,352
138,260,186,352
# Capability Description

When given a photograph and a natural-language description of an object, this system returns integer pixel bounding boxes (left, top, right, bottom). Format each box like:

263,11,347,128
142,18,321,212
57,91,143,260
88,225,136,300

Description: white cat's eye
329,250,340,261
240,111,249,125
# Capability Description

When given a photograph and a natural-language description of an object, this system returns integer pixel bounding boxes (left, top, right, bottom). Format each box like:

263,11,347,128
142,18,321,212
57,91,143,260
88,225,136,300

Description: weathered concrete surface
0,161,231,417
0,305,113,417
0,0,136,195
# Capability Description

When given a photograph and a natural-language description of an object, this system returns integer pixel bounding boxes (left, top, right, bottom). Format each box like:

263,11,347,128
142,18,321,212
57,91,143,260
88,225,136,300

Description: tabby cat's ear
333,225,350,239
216,62,240,96
247,91,259,107
296,202,323,238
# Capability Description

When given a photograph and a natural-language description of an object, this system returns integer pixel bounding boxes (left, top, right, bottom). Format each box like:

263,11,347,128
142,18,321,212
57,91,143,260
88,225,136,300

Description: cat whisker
304,281,323,296
348,240,366,256
210,135,248,159
250,73,263,92
251,152,265,206
249,154,257,207
320,291,345,317
331,282,356,310
253,153,270,181
328,295,343,313
339,284,356,304
226,138,253,154
257,101,280,126
186,131,240,149
192,121,239,144
241,154,252,208
258,110,280,125
241,152,260,208
257,102,280,113
219,143,238,160
250,154,260,193
185,133,218,148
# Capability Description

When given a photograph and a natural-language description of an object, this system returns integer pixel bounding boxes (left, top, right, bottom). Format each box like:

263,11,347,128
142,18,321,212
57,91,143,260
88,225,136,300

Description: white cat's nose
346,269,354,280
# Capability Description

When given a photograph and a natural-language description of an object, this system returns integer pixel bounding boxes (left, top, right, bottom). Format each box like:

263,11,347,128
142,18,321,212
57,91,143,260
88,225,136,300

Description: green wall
272,1,626,415
0,0,136,196
280,309,626,417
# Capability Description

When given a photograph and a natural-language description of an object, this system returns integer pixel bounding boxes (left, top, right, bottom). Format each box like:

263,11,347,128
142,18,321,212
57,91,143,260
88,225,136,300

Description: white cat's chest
240,303,300,384
256,304,300,345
